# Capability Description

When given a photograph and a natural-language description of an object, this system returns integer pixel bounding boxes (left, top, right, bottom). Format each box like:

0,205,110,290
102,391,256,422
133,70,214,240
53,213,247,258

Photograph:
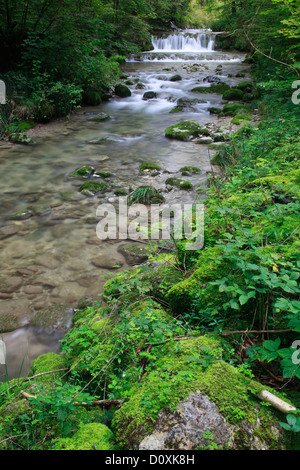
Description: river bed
0,29,249,379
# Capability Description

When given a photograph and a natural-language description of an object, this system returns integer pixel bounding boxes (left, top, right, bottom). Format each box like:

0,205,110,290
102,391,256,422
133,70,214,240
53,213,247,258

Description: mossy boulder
143,91,157,100
139,162,161,173
69,166,95,178
112,335,287,450
222,88,244,101
55,423,119,450
170,74,182,81
27,353,68,384
115,84,132,98
165,121,209,142
80,181,109,194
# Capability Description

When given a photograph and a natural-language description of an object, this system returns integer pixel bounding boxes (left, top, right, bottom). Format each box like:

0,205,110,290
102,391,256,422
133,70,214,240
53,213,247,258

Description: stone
34,254,60,270
139,393,234,450
115,84,132,98
0,276,23,294
118,243,150,266
23,286,43,295
87,113,111,122
0,225,20,240
143,91,157,100
91,255,124,270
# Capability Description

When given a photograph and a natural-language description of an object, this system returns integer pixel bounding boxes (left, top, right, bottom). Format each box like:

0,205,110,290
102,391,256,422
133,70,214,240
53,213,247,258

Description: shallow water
0,29,248,379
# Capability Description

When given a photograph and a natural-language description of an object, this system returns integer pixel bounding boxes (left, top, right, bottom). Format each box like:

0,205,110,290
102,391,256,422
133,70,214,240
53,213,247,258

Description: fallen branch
0,368,69,396
213,329,293,337
251,389,298,415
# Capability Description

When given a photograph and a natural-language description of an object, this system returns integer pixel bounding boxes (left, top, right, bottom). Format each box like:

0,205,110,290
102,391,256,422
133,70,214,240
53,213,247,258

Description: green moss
170,74,182,81
114,188,128,196
231,114,252,125
112,335,285,450
128,186,165,205
222,88,244,101
247,170,300,197
27,353,68,383
222,103,249,116
139,162,161,172
179,181,193,190
115,84,132,97
55,423,119,450
167,247,231,314
165,121,208,142
165,177,183,187
95,171,112,178
80,181,108,194
180,166,201,174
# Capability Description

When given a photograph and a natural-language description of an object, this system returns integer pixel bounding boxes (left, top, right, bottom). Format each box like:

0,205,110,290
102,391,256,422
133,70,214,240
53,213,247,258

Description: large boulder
112,335,288,450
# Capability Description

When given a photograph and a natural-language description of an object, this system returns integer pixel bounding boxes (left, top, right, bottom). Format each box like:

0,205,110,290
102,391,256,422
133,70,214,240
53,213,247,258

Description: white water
152,29,216,52
128,29,244,63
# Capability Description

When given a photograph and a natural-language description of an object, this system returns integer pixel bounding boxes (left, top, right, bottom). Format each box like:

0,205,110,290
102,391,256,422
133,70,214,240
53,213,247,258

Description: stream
0,29,248,380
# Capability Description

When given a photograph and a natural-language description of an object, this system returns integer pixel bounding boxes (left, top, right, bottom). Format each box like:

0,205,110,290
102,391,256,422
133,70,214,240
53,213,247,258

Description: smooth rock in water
8,209,33,221
87,113,111,122
91,255,124,270
35,254,60,270
0,224,20,240
0,298,32,332
143,91,157,100
115,84,132,98
0,276,23,294
170,74,182,82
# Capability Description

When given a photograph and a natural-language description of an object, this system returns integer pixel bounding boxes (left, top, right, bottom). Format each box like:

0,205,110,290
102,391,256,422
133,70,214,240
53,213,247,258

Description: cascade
152,29,216,52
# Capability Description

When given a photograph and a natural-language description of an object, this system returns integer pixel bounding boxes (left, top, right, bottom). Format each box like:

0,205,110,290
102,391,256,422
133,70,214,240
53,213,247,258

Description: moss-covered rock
115,84,132,97
80,181,109,194
112,335,287,450
222,88,244,101
69,166,95,178
165,121,209,142
180,166,201,175
27,353,68,383
170,74,182,82
55,423,118,450
139,162,161,172
143,91,157,100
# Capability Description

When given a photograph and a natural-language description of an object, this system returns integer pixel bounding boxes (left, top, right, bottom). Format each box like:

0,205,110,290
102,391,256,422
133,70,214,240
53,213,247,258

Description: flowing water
0,29,248,379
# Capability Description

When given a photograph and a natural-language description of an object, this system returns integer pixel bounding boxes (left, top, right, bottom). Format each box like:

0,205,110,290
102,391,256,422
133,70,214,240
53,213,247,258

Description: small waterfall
152,29,216,52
